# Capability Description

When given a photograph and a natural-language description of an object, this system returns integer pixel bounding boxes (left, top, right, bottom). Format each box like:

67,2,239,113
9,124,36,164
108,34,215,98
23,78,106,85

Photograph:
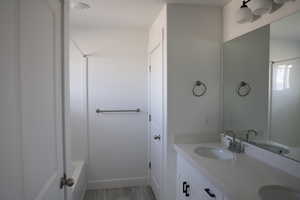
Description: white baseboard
87,177,148,190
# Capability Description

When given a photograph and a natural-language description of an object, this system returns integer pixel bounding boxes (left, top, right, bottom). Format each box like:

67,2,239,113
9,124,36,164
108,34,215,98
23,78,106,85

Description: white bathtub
71,161,87,200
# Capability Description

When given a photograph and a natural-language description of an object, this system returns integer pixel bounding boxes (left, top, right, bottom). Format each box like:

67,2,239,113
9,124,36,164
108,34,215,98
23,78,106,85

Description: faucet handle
238,140,245,153
247,129,258,136
227,137,233,143
245,129,258,142
224,130,235,136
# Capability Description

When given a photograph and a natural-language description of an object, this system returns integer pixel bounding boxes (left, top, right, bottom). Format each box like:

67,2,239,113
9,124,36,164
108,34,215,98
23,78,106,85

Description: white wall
223,26,270,140
69,42,88,163
0,1,23,199
223,0,300,41
167,4,222,140
270,39,300,61
165,5,222,200
71,28,149,189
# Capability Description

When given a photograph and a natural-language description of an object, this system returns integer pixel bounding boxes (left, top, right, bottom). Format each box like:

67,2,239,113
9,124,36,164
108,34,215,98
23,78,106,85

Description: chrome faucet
245,129,258,142
224,130,244,153
224,130,235,136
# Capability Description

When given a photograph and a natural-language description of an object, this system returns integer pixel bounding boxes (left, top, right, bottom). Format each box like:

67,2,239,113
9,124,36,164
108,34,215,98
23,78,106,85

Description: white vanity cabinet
177,155,225,200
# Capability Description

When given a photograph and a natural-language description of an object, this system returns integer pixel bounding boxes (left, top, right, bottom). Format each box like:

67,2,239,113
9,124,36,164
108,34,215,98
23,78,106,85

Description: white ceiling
70,0,230,30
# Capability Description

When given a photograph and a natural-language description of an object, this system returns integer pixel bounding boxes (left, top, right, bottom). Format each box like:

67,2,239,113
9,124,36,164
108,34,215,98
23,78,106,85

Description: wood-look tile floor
83,186,156,200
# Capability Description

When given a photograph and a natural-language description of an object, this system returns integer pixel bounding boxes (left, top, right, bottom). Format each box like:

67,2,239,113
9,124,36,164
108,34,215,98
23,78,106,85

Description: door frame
61,0,74,200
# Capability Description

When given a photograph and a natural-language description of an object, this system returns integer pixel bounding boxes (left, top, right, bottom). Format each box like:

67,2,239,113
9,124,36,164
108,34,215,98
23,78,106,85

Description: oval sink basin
259,185,300,200
194,147,234,160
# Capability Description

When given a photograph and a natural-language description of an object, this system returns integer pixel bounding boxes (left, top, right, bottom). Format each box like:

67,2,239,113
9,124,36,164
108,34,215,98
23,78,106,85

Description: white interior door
149,43,163,200
19,0,65,199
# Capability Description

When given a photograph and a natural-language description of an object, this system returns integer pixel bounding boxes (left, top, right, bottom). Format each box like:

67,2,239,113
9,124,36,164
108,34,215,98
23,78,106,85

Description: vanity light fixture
251,0,273,16
236,0,253,24
71,1,90,10
273,0,290,4
236,0,294,24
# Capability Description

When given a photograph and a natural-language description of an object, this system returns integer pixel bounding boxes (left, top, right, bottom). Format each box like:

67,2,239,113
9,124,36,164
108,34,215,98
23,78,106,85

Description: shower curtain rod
271,56,300,64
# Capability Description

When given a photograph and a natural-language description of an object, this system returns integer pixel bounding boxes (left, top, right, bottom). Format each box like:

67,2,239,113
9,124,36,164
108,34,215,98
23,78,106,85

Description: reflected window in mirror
273,64,292,91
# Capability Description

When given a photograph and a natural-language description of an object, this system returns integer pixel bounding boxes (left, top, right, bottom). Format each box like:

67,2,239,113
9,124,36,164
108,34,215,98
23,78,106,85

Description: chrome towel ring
236,81,251,97
193,80,207,97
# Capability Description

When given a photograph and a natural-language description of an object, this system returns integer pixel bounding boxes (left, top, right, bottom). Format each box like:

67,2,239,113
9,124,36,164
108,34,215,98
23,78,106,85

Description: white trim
87,177,148,190
267,61,273,141
71,162,87,200
85,56,91,180
147,53,152,183
61,0,74,200
15,0,25,197
161,26,167,200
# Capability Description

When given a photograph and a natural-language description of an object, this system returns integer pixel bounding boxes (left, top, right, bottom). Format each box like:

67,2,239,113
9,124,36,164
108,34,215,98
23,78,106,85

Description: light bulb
71,2,90,10
273,0,289,4
250,0,273,16
236,6,253,24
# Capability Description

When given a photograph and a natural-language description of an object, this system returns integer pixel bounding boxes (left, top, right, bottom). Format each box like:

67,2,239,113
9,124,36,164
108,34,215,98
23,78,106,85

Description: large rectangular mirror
223,11,300,162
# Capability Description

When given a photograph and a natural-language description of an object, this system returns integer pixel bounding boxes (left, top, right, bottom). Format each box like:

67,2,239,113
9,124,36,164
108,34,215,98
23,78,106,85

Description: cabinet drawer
177,155,224,200
191,170,223,200
192,185,222,200
177,156,192,200
177,173,192,200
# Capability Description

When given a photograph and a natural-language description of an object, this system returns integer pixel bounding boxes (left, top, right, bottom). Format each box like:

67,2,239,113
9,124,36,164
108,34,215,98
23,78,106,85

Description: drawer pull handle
204,188,216,198
182,181,190,197
186,185,190,197
183,181,187,194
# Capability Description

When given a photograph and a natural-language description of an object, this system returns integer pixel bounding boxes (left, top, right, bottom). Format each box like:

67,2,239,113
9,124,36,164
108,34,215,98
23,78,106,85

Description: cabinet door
177,172,192,200
191,189,207,200
177,155,224,200
190,168,223,200
177,156,192,200
191,187,217,200
191,175,223,200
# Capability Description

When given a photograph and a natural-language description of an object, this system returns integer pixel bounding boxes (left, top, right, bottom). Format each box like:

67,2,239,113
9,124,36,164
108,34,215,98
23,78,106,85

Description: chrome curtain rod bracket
96,108,141,114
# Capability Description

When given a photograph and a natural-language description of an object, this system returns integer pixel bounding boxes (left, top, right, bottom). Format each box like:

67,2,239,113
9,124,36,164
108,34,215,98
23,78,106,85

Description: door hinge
60,173,74,189
148,114,152,122
148,162,151,169
149,65,151,72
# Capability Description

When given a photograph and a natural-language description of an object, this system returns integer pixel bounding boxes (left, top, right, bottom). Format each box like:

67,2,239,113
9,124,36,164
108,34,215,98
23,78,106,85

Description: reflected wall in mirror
223,25,269,141
223,10,300,162
270,11,300,161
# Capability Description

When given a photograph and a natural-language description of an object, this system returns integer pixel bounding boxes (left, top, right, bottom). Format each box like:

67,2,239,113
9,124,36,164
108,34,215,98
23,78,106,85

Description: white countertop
174,143,300,200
